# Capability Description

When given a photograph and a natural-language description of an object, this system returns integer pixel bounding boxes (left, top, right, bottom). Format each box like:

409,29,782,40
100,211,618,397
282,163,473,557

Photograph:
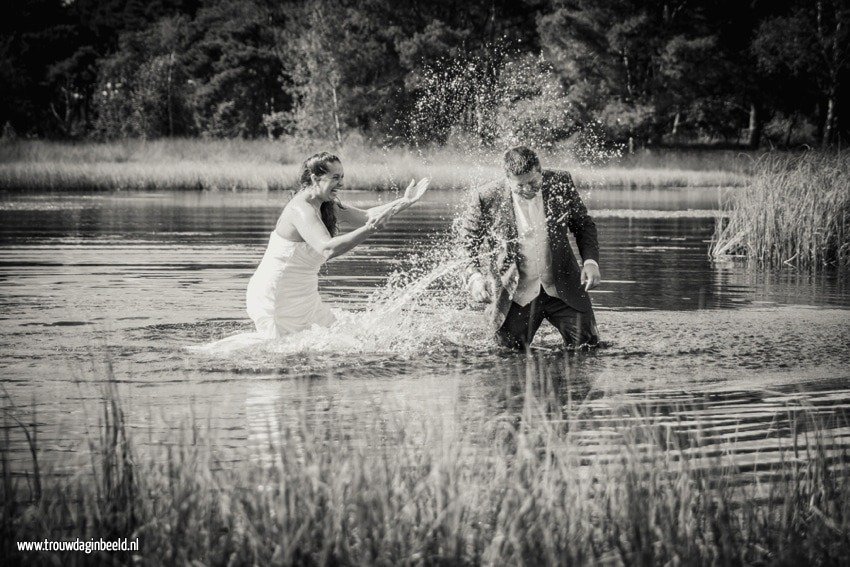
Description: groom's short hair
503,146,540,176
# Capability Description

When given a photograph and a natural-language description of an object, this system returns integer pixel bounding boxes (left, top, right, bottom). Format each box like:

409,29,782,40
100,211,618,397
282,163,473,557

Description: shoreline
0,140,750,192
0,161,749,192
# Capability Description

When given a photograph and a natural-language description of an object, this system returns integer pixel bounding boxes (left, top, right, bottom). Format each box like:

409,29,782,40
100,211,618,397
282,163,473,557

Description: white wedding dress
246,231,336,338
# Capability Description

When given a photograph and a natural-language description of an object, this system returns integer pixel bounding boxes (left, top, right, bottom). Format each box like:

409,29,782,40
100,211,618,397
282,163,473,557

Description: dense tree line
2,0,848,147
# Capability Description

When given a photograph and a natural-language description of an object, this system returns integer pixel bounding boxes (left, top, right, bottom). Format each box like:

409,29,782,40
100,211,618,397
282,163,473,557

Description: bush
763,112,819,148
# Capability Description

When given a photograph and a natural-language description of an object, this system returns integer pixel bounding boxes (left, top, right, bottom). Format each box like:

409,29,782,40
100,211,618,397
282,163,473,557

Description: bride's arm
290,202,379,260
336,178,430,226
367,197,417,218
334,202,368,226
335,198,414,226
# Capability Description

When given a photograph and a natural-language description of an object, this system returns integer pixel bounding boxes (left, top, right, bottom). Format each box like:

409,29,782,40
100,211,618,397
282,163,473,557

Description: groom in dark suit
459,146,601,349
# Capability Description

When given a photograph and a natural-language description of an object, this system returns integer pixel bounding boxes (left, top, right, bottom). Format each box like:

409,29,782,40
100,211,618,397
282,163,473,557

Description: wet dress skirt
246,231,336,338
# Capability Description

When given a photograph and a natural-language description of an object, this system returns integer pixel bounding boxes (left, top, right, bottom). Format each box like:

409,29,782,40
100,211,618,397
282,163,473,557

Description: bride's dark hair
299,151,343,236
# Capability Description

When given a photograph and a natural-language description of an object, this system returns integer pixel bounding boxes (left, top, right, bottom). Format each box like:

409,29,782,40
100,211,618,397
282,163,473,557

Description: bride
246,151,430,338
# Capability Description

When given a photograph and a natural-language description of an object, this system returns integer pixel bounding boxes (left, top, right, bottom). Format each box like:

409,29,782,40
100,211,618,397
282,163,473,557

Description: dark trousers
496,287,599,350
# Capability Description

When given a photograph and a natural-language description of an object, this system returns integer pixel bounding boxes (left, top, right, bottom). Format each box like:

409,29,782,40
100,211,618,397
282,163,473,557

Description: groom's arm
457,186,490,284
560,172,599,265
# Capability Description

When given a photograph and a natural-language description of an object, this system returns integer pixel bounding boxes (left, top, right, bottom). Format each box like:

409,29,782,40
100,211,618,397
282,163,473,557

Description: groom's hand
468,273,492,302
580,261,601,291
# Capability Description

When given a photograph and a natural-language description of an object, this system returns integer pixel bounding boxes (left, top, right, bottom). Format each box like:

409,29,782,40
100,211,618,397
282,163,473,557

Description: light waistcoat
511,190,559,305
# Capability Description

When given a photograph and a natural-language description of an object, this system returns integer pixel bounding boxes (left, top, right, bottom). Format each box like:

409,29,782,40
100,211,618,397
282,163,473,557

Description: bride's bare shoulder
281,193,319,219
273,194,298,233
276,194,320,235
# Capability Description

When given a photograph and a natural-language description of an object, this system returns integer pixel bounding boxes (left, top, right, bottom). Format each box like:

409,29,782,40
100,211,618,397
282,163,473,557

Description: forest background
2,0,848,151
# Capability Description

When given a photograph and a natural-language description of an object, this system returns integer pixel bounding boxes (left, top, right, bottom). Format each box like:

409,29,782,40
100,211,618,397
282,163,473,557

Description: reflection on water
0,188,848,470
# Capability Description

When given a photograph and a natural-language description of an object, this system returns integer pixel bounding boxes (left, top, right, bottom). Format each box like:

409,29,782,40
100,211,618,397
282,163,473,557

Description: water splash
189,239,497,361
403,49,622,166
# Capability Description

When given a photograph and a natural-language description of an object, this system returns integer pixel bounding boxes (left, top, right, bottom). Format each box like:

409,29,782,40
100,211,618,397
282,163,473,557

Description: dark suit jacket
458,169,599,331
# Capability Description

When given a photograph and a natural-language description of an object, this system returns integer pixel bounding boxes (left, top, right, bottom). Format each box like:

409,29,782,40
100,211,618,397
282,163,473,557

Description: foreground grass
711,151,850,271
2,369,849,566
0,139,748,191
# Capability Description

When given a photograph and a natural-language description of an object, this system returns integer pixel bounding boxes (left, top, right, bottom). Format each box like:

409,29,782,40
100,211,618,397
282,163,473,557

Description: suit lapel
495,182,517,242
541,176,552,228
541,172,558,239
542,171,567,237
486,182,516,276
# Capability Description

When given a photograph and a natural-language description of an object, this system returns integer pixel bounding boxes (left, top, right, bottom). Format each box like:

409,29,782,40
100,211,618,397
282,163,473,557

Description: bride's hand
403,177,430,203
366,208,392,230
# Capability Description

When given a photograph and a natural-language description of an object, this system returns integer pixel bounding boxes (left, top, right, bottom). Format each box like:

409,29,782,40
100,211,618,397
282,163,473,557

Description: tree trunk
167,51,175,137
785,113,797,147
622,50,633,97
671,111,680,138
815,101,824,143
822,93,836,147
331,83,342,144
746,103,761,148
816,0,842,148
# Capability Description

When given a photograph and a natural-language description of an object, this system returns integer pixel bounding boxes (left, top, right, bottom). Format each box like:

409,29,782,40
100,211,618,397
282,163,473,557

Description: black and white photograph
2,0,849,565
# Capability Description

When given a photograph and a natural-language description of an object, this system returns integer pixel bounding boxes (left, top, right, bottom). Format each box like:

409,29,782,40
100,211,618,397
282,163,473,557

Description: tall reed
711,151,850,271
2,366,848,566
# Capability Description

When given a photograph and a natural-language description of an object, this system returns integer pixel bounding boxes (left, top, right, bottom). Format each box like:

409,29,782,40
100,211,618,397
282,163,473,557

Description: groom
459,146,601,349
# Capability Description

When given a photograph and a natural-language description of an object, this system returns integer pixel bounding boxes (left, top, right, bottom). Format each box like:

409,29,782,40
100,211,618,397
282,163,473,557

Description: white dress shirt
510,190,599,307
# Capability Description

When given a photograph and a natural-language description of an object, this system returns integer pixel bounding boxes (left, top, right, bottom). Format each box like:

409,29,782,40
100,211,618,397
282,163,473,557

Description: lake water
1,188,849,470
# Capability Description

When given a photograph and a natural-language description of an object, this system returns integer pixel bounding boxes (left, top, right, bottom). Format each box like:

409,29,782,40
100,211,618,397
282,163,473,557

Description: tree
52,0,198,137
539,1,662,145
539,0,767,147
395,0,545,145
281,0,408,142
282,0,547,145
283,1,349,142
660,35,729,141
494,53,579,148
182,0,289,138
0,0,82,136
754,0,850,146
93,16,192,138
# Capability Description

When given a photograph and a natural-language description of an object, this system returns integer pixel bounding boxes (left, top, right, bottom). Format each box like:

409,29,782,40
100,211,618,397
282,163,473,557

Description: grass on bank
711,151,850,271
2,366,849,566
0,139,749,192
